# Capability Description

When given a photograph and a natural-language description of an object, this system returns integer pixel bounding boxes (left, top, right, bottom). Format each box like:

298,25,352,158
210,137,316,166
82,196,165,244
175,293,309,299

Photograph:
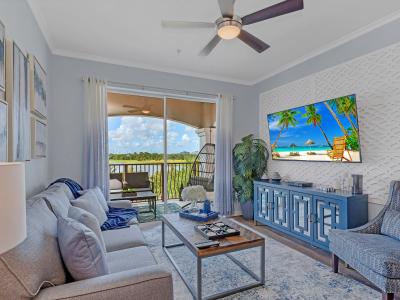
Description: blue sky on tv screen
108,116,199,154
267,97,359,148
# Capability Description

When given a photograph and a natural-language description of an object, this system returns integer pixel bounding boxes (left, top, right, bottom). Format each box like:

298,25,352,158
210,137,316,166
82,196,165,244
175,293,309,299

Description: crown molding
251,9,400,86
27,0,400,87
52,48,253,86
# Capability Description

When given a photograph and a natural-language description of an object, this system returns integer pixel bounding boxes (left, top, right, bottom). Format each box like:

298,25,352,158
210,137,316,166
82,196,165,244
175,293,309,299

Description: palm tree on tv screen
336,96,359,137
272,110,298,149
323,100,348,136
303,104,333,149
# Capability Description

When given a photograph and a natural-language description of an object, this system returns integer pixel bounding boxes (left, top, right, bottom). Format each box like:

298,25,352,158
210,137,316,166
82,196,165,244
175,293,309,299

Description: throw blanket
50,178,138,231
49,178,83,199
101,206,138,231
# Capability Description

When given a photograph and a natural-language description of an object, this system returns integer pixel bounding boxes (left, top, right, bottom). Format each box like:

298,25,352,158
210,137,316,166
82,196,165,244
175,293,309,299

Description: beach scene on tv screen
267,94,361,162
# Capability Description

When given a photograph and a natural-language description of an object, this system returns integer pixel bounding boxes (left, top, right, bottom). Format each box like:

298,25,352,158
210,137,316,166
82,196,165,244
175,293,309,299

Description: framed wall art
0,99,7,161
31,116,46,158
6,40,30,161
29,54,47,119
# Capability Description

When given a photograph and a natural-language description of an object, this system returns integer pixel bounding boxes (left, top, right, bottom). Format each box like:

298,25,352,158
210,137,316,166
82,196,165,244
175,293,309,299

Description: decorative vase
203,199,211,214
241,201,254,220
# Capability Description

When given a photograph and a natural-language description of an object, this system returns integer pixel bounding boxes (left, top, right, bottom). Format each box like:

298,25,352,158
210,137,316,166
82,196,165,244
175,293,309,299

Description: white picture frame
5,39,30,161
31,116,46,158
0,99,7,161
29,54,47,119
0,20,5,100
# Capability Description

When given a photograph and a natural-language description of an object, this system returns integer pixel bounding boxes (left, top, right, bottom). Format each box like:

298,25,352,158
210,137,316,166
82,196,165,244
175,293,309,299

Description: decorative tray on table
179,209,219,222
194,222,240,240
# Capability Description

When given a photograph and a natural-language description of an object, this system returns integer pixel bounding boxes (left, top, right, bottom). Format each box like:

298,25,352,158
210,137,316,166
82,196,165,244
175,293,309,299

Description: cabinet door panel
255,185,273,222
272,189,289,228
314,197,342,246
291,192,313,239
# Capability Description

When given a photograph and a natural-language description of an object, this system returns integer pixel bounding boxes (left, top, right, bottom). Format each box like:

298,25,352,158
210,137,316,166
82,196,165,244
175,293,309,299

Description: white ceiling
29,0,400,85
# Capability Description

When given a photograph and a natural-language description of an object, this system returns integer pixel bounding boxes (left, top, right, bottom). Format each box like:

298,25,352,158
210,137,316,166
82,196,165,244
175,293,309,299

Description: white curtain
214,95,234,216
83,77,109,199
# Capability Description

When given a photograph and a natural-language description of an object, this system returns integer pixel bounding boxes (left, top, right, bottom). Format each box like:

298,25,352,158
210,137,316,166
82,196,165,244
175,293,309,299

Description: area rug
140,220,380,300
137,203,181,223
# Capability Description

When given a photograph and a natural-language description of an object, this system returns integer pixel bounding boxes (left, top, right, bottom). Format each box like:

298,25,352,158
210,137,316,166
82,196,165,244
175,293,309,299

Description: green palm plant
233,134,269,204
303,104,333,149
271,109,298,149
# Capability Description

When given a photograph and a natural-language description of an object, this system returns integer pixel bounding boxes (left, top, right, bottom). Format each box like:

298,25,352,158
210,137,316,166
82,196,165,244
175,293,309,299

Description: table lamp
0,162,26,254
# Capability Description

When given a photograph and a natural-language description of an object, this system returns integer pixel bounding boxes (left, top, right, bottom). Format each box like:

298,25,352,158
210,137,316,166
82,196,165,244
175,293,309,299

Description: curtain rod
82,77,220,101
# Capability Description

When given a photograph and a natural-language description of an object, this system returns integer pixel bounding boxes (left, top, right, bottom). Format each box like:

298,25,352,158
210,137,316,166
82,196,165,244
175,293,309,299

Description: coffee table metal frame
110,191,157,218
161,219,265,300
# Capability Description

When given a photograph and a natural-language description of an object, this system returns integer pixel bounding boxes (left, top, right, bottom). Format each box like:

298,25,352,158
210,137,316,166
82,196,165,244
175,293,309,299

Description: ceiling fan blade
161,21,215,29
242,0,304,25
123,105,138,109
218,0,236,17
199,35,222,56
238,30,270,53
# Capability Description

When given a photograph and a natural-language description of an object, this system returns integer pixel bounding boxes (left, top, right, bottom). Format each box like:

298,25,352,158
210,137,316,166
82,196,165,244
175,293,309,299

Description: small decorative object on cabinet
254,179,368,251
233,134,269,220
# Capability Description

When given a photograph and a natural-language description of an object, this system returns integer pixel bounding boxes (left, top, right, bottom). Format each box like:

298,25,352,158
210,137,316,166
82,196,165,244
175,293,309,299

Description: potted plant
233,134,269,220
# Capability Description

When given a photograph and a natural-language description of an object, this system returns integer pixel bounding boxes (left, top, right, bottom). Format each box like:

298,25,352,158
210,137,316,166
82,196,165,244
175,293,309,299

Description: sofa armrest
107,200,132,209
348,204,387,234
34,265,173,300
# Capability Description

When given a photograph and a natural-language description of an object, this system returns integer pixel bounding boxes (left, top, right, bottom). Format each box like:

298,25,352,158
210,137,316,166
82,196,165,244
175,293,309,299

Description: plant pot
240,201,254,220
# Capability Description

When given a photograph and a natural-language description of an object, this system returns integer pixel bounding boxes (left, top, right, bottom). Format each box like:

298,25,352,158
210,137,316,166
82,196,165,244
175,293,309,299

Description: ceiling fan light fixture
142,109,151,114
216,17,242,40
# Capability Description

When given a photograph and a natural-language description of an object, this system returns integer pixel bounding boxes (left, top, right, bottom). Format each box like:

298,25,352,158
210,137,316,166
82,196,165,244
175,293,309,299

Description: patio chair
330,181,400,300
327,136,352,162
188,143,215,192
125,172,153,192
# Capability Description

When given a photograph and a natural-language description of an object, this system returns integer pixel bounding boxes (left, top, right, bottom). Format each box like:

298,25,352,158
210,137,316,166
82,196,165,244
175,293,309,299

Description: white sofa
0,182,173,300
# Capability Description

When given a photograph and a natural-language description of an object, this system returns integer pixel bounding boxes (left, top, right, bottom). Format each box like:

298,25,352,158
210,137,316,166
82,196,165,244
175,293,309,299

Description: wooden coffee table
110,191,157,218
161,214,265,300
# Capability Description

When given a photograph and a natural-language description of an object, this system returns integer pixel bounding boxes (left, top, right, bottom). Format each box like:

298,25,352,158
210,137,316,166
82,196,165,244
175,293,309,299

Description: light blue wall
255,18,400,93
48,56,258,183
0,0,51,197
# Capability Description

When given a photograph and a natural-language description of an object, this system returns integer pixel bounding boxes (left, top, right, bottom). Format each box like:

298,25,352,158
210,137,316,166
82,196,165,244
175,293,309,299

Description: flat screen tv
267,94,361,162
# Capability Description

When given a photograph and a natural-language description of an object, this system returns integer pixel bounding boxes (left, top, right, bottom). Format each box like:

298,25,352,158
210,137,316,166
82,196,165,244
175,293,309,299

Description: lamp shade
0,163,26,254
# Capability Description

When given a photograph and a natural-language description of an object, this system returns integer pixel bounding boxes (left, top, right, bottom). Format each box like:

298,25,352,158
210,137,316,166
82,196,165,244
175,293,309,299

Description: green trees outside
109,152,196,163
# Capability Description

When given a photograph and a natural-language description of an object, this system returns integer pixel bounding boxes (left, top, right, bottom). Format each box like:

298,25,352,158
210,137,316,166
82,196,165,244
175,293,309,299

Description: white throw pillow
68,206,106,252
79,187,109,213
71,190,107,225
57,217,109,281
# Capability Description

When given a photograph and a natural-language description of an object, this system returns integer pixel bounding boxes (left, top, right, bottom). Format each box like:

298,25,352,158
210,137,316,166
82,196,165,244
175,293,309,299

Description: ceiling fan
123,104,152,115
162,0,304,56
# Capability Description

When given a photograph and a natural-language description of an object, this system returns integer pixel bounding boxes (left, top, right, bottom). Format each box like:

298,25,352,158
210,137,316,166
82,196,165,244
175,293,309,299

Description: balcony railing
109,162,194,200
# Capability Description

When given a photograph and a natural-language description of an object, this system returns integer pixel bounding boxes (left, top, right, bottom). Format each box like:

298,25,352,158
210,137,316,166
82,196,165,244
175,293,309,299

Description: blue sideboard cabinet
254,180,368,251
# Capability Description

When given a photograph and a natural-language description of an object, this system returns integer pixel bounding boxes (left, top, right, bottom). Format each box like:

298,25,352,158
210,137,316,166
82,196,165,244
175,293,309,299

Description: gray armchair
329,181,400,300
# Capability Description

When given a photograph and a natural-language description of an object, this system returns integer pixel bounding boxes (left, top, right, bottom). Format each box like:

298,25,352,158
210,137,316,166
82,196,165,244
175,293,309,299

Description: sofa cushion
102,225,147,252
47,182,75,200
330,229,400,278
106,246,157,273
68,206,106,252
71,190,107,225
382,210,400,240
0,198,66,299
80,187,109,213
58,217,109,281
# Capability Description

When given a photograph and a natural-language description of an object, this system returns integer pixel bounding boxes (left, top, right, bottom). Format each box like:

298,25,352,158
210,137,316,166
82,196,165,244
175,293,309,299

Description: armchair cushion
330,229,400,278
381,209,400,241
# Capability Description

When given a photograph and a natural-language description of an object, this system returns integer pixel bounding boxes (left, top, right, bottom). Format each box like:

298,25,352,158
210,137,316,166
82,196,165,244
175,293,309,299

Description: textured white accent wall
259,42,400,218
